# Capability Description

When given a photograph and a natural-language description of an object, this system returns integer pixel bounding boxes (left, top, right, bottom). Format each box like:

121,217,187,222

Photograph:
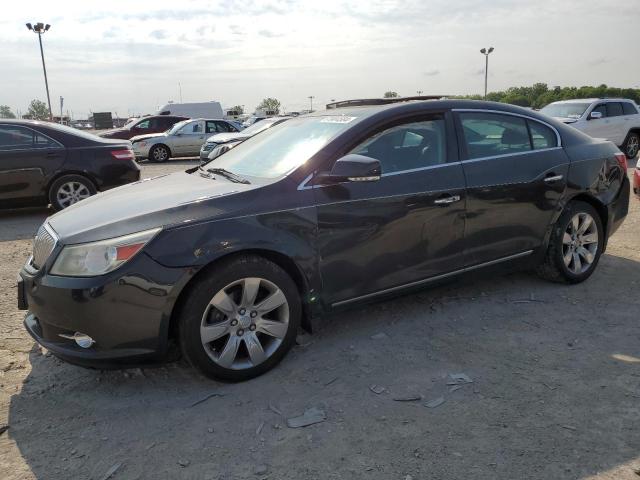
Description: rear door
314,112,467,306
0,125,65,203
455,110,568,266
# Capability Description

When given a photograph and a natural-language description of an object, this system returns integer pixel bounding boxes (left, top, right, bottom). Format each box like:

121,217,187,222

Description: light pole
308,96,315,112
417,90,423,96
480,47,494,100
26,22,53,121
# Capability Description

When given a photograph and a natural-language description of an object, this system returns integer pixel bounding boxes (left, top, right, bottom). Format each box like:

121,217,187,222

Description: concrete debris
100,462,122,480
369,385,386,395
286,407,326,428
424,397,446,409
446,373,473,385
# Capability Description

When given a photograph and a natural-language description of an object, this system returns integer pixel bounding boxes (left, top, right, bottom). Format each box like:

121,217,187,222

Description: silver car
131,118,240,162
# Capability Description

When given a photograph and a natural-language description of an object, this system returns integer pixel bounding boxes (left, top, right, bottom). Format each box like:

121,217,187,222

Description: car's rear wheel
179,255,301,381
536,200,603,283
49,174,97,211
149,144,170,162
623,132,639,159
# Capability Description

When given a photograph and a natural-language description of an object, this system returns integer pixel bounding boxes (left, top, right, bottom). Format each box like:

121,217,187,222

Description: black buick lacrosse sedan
18,99,630,381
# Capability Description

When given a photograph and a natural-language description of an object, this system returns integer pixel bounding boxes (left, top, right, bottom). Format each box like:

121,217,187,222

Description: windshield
241,117,286,136
540,102,590,119
203,115,357,178
43,121,105,141
167,120,190,135
124,117,139,128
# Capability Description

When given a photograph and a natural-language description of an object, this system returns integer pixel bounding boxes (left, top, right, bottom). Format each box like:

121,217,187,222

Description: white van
157,101,224,119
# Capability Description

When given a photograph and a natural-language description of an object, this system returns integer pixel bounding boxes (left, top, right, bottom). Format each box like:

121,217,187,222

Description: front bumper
132,143,151,159
633,168,640,198
18,252,190,367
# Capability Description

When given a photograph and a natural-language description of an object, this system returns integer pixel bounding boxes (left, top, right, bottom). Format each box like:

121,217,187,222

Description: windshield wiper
206,167,251,184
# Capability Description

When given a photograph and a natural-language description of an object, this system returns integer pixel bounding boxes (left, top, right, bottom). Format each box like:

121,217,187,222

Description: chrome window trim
331,250,534,307
0,125,64,152
459,146,563,165
452,108,562,148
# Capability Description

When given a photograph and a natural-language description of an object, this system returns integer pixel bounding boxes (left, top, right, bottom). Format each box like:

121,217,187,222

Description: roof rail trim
326,95,447,109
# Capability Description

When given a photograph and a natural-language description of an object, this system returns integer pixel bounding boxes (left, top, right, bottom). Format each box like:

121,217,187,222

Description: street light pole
26,22,53,121
480,47,494,100
308,96,315,112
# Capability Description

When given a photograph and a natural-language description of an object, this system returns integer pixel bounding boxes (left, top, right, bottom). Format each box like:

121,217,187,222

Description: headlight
134,141,147,148
50,228,160,277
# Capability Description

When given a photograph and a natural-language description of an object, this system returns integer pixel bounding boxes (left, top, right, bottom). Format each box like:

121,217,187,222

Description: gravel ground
1,159,639,480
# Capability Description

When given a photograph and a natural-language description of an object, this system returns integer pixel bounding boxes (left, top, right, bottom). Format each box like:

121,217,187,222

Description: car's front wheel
623,132,639,159
49,174,97,211
149,144,170,162
179,255,301,381
536,200,603,283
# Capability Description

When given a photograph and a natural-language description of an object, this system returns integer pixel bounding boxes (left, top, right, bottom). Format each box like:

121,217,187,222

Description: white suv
540,98,640,159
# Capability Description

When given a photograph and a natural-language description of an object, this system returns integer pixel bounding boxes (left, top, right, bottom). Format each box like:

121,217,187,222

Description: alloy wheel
562,212,598,275
200,277,289,370
626,135,639,158
153,146,168,161
56,181,91,208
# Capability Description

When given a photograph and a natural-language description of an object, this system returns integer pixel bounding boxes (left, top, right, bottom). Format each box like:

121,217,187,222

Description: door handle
434,194,461,205
543,174,563,184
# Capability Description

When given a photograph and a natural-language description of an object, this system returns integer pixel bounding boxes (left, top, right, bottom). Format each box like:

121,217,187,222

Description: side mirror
318,154,381,184
589,111,603,120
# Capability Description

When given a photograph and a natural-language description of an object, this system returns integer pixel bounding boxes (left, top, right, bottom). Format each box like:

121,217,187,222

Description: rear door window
606,102,624,117
0,126,61,150
459,112,531,159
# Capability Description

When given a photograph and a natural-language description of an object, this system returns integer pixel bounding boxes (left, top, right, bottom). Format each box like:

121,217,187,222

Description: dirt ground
1,159,639,480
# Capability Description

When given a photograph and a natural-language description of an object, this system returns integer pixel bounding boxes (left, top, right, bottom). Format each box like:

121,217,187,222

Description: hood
205,132,249,144
130,133,165,142
47,170,258,244
98,128,128,138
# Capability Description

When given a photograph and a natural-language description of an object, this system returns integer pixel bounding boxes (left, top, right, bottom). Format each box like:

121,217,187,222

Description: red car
634,160,640,198
98,115,187,140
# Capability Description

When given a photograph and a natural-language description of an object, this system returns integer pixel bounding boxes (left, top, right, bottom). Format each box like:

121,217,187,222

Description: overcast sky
2,0,639,118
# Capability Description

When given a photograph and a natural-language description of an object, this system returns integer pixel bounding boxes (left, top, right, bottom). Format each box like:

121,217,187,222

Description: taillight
614,152,628,171
110,149,135,161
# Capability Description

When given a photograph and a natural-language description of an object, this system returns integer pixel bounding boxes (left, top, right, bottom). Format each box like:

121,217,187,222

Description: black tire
48,174,97,211
179,255,301,381
536,200,604,284
623,132,639,159
149,144,171,162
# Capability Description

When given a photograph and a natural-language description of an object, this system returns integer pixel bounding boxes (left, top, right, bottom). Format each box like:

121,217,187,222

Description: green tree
26,99,50,120
257,98,280,114
0,105,16,118
383,91,399,98
229,105,244,115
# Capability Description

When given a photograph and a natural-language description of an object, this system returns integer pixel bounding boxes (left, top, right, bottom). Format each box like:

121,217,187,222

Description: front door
0,125,65,204
455,110,569,266
173,120,206,156
314,113,467,306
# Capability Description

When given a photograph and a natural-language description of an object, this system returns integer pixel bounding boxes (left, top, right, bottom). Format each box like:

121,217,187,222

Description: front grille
32,224,57,270
202,142,216,152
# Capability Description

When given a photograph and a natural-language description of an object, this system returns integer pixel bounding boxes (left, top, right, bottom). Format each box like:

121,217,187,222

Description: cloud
149,29,169,40
258,29,283,38
423,70,440,77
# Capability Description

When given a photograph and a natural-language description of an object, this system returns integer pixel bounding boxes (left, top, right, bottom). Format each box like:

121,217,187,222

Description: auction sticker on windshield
320,116,357,124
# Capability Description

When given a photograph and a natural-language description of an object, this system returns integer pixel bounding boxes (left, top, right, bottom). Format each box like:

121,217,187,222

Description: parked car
242,116,266,127
540,98,640,159
634,161,640,199
131,118,241,162
0,120,139,211
18,99,630,381
200,116,291,161
98,115,187,140
158,101,224,119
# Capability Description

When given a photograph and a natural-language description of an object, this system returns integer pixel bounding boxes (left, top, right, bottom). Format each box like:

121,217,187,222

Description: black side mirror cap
316,154,382,184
